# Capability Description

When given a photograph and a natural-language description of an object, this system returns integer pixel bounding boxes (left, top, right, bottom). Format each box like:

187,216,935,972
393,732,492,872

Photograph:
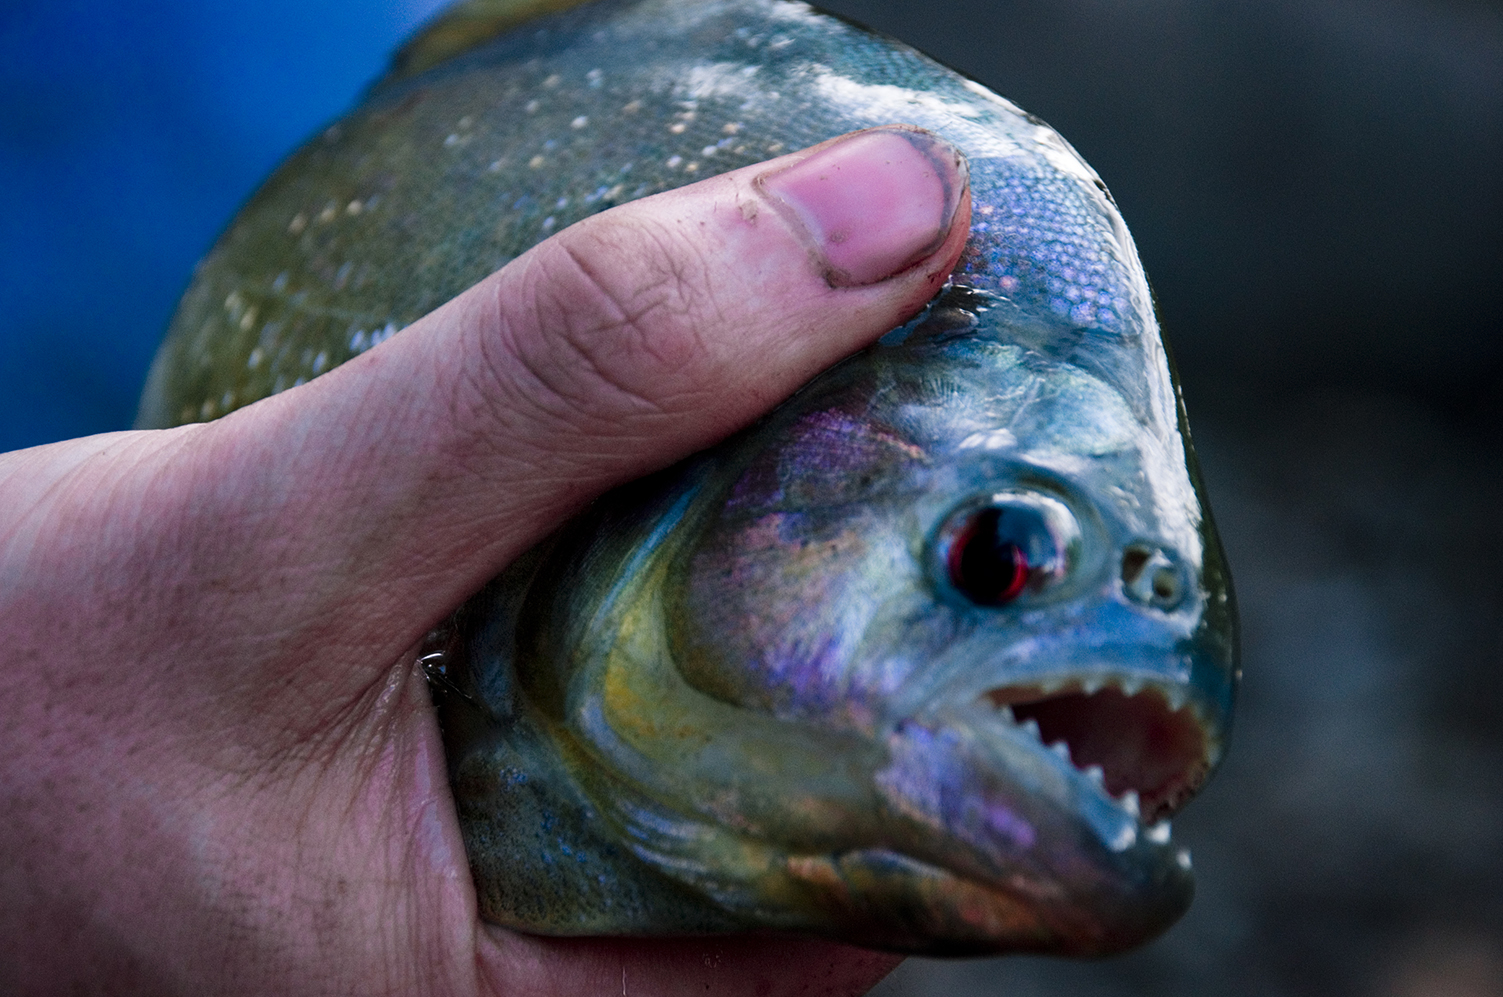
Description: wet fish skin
139,0,1237,956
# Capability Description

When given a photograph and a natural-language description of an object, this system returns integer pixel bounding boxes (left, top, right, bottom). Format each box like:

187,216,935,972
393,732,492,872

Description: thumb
64,126,969,687
181,124,968,655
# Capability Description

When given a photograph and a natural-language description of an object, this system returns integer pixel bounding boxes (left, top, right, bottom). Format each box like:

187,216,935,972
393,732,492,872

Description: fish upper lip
977,673,1215,829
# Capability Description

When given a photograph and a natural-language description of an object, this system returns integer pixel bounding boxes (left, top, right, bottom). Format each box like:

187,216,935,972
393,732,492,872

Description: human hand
0,126,969,996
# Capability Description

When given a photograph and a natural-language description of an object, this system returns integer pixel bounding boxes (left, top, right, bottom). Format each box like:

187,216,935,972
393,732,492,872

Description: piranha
137,0,1238,958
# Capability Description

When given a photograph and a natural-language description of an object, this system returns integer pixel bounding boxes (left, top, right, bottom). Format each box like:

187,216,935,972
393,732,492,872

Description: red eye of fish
948,507,1034,606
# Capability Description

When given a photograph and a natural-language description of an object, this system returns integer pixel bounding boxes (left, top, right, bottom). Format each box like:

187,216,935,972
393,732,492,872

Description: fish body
139,0,1237,957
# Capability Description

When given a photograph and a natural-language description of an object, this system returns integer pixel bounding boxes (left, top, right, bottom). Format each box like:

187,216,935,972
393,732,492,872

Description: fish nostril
1121,544,1185,611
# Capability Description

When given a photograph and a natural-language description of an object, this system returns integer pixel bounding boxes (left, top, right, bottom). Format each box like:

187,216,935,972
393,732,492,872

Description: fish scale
139,0,1238,958
141,0,1142,427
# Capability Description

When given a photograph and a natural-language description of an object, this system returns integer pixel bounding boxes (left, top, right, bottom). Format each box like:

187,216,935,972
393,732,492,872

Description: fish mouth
981,678,1214,825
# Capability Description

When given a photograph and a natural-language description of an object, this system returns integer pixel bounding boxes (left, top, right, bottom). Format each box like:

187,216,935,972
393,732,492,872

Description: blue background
0,0,446,450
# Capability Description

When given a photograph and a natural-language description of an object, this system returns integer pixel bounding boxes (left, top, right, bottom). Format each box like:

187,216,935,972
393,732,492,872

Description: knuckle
479,215,723,433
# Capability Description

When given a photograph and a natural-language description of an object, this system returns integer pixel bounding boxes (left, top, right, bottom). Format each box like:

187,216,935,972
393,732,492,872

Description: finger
165,125,970,661
478,932,902,997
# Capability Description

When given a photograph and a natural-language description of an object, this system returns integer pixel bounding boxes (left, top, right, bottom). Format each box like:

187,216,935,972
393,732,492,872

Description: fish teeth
1084,764,1106,787
1021,718,1042,741
1121,677,1143,697
1038,677,1065,695
997,704,1016,724
1147,821,1171,844
1081,676,1103,695
1109,824,1137,852
1166,687,1188,712
1118,789,1141,818
1049,740,1072,763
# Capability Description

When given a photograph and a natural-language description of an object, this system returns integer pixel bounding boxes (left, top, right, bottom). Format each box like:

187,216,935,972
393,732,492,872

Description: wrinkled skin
136,0,1237,961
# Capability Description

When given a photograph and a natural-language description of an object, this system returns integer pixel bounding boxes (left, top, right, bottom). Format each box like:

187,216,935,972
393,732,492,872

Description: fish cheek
668,506,891,720
666,404,931,718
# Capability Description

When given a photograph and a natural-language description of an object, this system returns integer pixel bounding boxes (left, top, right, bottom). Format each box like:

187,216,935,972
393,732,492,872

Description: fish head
572,288,1237,954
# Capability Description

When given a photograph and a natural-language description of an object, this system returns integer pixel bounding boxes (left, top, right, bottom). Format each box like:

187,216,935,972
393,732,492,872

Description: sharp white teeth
1082,677,1103,695
1119,790,1141,818
1166,687,1187,711
997,704,1016,724
1085,764,1106,786
1147,821,1171,844
1122,677,1143,697
1021,718,1042,741
1039,678,1064,695
1109,824,1137,852
1049,740,1072,762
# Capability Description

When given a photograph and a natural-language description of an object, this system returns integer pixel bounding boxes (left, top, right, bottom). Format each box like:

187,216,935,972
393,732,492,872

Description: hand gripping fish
137,0,1238,958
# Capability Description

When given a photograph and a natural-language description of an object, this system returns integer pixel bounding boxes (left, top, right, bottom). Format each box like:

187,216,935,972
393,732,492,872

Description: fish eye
939,493,1078,607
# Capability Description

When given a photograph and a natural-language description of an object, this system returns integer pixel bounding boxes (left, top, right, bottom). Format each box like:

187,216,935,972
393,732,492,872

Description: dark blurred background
3,0,1499,994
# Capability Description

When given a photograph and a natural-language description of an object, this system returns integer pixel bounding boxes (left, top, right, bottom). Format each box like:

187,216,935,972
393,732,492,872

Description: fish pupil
950,507,1033,605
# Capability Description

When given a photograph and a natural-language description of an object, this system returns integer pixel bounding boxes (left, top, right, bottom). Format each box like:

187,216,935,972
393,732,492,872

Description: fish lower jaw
777,846,1191,957
980,675,1213,827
